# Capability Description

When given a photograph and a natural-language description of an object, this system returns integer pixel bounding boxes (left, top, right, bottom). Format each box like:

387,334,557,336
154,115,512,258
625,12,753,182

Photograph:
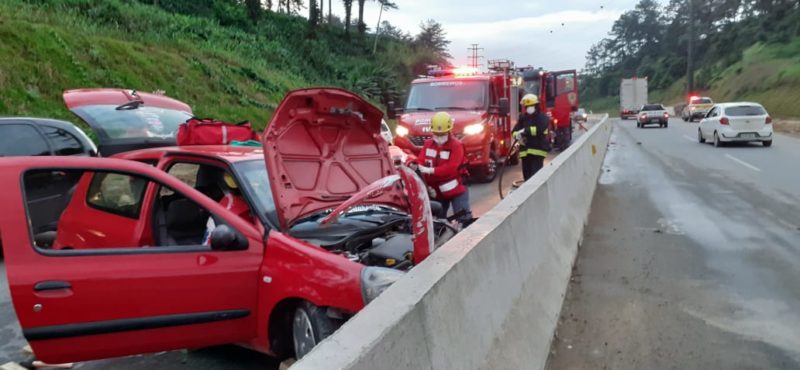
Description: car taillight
720,117,729,125
663,112,670,118
766,116,772,124
640,114,647,120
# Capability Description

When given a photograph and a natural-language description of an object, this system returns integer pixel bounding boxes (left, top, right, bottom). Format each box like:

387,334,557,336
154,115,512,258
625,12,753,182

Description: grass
644,38,800,119
0,0,421,132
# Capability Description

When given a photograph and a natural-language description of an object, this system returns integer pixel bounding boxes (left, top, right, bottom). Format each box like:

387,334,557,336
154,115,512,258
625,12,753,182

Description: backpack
177,117,259,145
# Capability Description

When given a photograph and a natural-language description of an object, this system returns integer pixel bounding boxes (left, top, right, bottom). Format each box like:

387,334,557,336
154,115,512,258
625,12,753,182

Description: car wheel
636,121,641,128
698,129,706,143
474,151,499,183
713,132,722,147
682,115,688,122
292,302,342,360
664,122,669,128
763,140,773,147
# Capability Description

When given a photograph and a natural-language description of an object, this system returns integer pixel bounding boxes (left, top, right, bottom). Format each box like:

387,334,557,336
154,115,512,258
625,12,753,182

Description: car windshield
232,159,279,227
71,105,192,141
691,98,713,104
405,80,488,111
642,104,664,111
725,106,767,116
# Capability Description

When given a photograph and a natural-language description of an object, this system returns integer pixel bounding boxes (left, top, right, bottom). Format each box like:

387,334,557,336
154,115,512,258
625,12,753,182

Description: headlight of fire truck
463,122,485,136
396,125,409,137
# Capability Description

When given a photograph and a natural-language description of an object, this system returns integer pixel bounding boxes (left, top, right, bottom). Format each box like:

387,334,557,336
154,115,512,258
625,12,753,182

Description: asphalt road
548,118,800,369
0,118,599,369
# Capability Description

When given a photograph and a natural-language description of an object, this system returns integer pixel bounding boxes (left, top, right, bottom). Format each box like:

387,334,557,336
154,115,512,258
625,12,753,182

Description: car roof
714,102,764,108
0,117,81,129
115,145,264,163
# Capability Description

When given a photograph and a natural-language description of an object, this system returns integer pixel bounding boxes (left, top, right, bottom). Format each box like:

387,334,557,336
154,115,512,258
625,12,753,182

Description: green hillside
0,0,442,129
581,0,800,118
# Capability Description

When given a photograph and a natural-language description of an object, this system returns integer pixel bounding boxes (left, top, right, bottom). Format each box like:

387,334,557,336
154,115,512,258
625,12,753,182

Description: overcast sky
327,0,645,71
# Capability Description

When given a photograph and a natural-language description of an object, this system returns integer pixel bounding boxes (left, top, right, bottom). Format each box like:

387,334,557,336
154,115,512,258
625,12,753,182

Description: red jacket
419,134,467,200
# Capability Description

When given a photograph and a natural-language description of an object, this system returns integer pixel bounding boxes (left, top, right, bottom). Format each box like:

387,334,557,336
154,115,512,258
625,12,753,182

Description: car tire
682,115,688,122
713,132,723,147
698,129,706,143
292,302,342,360
664,122,669,128
763,140,773,147
473,150,499,183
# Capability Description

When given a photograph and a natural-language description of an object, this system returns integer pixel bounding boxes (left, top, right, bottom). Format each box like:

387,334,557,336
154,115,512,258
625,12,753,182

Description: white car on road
698,102,773,147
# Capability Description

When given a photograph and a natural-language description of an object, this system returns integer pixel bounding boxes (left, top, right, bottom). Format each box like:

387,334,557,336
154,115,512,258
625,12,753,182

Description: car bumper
718,128,773,142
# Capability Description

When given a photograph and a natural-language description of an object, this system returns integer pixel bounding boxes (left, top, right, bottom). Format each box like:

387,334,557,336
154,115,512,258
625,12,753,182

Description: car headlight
463,123,485,136
361,267,405,304
396,125,409,137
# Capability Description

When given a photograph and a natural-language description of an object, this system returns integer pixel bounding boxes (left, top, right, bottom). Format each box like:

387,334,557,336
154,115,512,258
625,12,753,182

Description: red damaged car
0,88,455,363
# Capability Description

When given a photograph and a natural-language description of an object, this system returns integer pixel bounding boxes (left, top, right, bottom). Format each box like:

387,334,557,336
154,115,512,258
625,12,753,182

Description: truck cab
391,68,512,183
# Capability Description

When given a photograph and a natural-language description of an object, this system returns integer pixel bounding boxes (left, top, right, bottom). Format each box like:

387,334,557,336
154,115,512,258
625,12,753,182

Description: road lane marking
683,135,696,142
725,154,761,172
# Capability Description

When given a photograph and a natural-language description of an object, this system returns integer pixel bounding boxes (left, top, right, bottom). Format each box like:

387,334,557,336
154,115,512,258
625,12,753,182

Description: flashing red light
766,116,772,124
720,117,730,125
452,66,479,77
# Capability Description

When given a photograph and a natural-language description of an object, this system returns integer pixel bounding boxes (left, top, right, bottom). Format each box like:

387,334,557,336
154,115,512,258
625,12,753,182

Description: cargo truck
619,78,648,119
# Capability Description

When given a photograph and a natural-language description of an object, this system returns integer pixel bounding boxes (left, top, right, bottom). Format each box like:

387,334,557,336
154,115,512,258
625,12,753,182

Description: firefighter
413,111,473,226
513,94,550,181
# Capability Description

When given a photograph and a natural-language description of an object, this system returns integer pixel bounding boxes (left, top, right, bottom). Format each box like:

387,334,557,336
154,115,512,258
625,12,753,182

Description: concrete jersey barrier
294,115,613,370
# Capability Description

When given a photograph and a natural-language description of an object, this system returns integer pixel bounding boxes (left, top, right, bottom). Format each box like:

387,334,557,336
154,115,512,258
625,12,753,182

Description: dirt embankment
774,119,800,137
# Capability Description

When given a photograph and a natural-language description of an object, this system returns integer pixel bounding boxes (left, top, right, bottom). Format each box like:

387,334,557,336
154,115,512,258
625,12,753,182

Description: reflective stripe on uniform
530,126,537,136
518,148,548,158
426,148,437,158
544,129,549,135
438,179,459,193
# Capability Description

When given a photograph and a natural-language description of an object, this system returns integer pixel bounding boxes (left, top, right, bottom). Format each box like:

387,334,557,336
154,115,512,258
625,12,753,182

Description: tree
343,0,353,35
309,0,319,28
357,0,367,34
245,0,262,23
415,19,452,59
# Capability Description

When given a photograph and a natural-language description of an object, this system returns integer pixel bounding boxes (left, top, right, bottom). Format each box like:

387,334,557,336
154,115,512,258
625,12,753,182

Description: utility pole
467,44,484,70
687,0,695,94
372,4,384,54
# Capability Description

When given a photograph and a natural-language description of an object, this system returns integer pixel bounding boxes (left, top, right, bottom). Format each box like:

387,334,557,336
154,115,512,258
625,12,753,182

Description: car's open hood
64,89,193,156
263,88,406,229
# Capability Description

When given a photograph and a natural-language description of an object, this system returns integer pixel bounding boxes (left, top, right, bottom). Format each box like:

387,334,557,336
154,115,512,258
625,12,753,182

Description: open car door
0,156,263,363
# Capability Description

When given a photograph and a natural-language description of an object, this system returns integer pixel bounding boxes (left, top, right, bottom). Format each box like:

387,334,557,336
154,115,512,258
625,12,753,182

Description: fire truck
516,67,580,151
389,61,579,182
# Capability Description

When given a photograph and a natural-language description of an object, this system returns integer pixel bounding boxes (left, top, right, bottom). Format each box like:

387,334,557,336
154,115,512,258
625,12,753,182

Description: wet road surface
548,118,800,369
0,119,599,369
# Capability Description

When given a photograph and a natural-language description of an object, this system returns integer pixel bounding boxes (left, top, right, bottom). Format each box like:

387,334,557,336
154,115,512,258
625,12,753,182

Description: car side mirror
386,101,403,120
498,98,510,116
210,224,247,251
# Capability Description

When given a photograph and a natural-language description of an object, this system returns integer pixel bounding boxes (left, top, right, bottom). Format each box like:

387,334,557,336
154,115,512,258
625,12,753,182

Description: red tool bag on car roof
177,117,259,145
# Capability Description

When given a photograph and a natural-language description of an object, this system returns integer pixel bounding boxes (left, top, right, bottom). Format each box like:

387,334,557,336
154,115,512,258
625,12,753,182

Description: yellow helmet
521,94,539,107
430,112,454,134
223,172,238,190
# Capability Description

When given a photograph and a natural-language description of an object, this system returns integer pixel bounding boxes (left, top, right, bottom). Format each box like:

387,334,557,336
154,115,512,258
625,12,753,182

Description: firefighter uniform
513,94,550,181
417,112,473,225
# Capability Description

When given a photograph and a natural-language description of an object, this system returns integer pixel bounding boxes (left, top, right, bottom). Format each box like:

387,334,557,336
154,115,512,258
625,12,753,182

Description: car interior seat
164,198,209,246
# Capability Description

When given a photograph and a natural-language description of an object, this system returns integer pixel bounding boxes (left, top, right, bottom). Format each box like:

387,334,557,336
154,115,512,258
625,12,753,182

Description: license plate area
740,133,757,139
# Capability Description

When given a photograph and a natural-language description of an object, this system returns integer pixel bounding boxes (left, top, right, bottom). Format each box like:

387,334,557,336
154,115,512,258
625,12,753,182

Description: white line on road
725,154,761,172
683,135,696,142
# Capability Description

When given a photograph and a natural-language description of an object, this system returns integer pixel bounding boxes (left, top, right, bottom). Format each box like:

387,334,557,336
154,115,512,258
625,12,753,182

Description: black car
0,117,97,157
0,117,97,258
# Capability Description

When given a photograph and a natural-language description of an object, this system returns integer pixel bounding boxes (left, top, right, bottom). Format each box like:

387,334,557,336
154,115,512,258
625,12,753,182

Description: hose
498,139,520,200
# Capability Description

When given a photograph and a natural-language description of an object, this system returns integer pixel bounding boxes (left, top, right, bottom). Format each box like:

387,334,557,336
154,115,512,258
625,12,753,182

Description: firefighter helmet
431,112,454,134
223,172,238,189
521,94,539,107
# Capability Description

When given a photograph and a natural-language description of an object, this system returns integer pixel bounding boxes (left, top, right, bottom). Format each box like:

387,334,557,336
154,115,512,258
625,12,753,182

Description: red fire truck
517,67,580,151
389,62,515,183
389,61,579,182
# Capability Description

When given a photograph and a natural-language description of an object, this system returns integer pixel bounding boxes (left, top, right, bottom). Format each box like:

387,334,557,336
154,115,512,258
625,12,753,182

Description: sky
326,0,645,71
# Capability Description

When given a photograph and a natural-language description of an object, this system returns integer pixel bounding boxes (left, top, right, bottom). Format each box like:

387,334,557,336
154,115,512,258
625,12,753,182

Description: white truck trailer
619,78,648,119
